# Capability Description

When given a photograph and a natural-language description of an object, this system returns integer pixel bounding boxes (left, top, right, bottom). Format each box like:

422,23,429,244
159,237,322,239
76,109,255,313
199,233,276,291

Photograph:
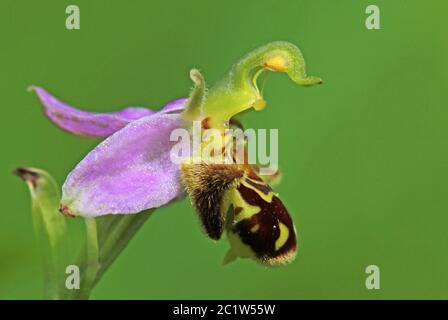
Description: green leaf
14,167,68,300
16,167,154,299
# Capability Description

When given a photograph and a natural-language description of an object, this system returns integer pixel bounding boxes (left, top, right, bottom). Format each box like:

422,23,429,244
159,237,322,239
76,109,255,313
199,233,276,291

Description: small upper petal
61,111,187,217
31,86,186,138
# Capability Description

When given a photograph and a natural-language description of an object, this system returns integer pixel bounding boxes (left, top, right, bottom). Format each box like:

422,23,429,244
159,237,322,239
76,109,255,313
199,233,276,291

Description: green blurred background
1,0,447,299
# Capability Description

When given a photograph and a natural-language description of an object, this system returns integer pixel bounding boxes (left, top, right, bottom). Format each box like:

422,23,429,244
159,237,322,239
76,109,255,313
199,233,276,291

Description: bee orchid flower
32,41,322,266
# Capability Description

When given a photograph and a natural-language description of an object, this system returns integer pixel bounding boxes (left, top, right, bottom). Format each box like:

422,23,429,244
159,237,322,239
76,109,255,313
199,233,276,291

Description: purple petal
31,86,186,138
60,112,187,217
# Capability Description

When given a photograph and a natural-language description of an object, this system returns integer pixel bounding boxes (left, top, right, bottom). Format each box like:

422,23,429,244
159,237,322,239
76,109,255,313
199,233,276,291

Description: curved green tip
199,41,322,126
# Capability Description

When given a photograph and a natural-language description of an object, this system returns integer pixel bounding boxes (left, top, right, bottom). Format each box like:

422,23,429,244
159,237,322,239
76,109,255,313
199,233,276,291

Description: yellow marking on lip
226,189,260,222
250,224,260,233
275,222,289,251
241,179,274,203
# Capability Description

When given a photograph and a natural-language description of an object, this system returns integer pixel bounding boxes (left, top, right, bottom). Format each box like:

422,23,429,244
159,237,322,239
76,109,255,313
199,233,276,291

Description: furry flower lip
31,41,322,266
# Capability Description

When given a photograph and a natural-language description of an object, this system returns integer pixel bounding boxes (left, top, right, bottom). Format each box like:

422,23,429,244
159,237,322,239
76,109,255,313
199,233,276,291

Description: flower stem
65,218,100,300
83,218,100,297
94,211,153,285
64,211,153,299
